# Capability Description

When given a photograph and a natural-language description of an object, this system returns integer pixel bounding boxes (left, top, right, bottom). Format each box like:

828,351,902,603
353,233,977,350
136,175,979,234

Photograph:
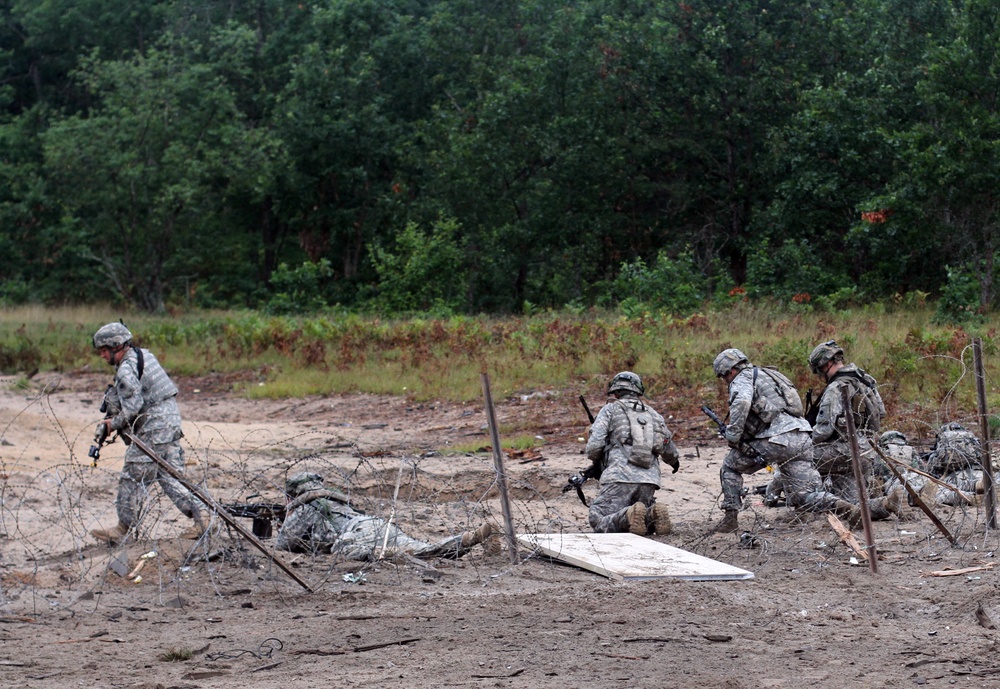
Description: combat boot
460,522,493,548
648,504,673,536
91,523,128,545
883,487,904,516
180,516,208,540
833,500,862,528
625,502,647,535
713,510,739,534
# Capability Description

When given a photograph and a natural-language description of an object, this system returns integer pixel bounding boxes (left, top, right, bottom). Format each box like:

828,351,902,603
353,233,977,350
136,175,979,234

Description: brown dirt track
2,372,1000,688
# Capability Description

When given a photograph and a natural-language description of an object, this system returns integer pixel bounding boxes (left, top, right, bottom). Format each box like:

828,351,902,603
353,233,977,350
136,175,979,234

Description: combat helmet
939,421,966,434
808,340,844,374
285,472,325,497
93,322,133,349
878,430,907,447
608,371,644,397
713,348,749,378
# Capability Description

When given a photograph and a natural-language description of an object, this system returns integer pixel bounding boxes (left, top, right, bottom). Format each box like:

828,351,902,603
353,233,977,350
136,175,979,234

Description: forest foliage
2,0,1000,322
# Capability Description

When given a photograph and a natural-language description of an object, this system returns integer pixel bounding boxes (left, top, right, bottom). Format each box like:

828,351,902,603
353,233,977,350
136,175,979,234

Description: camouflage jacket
107,347,182,445
585,395,678,487
725,366,810,445
812,364,885,445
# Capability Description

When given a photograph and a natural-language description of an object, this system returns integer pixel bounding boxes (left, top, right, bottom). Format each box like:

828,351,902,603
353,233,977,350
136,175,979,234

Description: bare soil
2,372,1000,688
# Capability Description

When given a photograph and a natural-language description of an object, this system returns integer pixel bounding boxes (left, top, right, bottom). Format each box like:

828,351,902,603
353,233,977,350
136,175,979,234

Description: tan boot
713,510,739,534
180,516,208,540
834,500,862,528
460,522,493,548
91,523,128,545
626,503,647,535
648,504,673,535
883,487,904,516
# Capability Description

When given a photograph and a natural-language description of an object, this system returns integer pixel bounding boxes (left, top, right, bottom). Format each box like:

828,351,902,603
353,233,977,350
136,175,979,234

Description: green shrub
611,249,706,316
933,265,984,325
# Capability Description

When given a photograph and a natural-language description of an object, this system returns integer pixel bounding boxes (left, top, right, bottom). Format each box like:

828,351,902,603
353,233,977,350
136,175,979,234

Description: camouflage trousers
115,442,202,529
588,482,657,533
332,515,474,561
886,469,982,507
812,439,873,502
721,430,840,512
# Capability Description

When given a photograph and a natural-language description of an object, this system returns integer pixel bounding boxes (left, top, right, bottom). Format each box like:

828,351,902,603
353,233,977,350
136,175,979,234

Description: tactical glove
663,455,680,474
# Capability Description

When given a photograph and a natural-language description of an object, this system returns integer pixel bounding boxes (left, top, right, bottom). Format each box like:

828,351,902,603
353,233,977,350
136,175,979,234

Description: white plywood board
518,532,754,582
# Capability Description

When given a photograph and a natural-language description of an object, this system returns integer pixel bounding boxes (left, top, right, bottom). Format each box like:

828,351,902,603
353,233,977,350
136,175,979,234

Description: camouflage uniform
275,473,489,560
100,334,203,532
811,363,885,502
718,359,838,513
919,424,985,507
585,373,679,534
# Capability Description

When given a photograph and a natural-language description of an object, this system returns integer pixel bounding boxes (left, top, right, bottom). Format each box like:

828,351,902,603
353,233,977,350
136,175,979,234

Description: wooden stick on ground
827,513,869,562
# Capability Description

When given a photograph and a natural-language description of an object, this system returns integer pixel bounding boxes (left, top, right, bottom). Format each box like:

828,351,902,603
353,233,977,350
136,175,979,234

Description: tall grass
2,303,996,440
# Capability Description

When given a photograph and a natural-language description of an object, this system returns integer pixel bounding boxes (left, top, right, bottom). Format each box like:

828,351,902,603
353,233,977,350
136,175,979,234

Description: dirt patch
1,372,999,688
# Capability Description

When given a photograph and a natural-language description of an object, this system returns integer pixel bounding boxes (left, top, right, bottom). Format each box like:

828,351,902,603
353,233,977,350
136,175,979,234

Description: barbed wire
2,353,1000,618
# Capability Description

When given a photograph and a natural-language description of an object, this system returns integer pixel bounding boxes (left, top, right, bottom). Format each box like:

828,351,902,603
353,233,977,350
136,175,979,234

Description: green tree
43,35,283,312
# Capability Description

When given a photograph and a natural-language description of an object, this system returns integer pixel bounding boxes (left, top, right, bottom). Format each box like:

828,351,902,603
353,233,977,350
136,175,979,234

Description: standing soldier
584,372,680,536
712,348,854,532
89,322,207,544
808,340,901,521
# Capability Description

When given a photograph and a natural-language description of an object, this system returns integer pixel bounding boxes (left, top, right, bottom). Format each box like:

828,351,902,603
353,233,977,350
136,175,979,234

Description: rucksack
752,366,805,422
615,399,656,469
830,368,884,434
929,430,981,473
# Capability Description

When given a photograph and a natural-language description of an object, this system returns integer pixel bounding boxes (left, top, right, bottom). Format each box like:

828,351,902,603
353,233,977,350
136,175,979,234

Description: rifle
221,501,287,539
804,388,819,426
87,384,116,467
701,405,727,437
701,405,767,467
564,395,600,506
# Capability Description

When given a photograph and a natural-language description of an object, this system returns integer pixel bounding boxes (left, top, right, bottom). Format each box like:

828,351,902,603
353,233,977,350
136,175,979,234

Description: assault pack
615,399,656,469
927,427,982,475
752,366,804,421
830,368,884,434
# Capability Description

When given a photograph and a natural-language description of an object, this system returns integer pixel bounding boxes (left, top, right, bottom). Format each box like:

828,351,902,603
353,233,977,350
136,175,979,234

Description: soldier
583,371,680,536
275,472,492,560
712,348,857,531
808,340,901,521
920,422,987,506
89,322,206,544
877,430,928,507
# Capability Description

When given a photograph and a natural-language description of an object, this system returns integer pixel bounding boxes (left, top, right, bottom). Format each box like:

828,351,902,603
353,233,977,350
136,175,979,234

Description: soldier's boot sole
649,504,673,535
626,503,647,536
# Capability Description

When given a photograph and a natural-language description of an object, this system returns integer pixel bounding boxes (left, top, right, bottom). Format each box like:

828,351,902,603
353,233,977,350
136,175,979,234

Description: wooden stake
842,386,878,573
480,370,520,564
120,429,314,591
868,439,957,546
973,337,997,529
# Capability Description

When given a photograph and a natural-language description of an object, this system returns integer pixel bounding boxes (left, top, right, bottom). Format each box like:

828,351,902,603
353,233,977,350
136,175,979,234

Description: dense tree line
1,0,998,317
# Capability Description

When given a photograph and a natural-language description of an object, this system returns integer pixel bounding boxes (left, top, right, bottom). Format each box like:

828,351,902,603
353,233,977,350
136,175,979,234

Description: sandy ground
2,372,1000,688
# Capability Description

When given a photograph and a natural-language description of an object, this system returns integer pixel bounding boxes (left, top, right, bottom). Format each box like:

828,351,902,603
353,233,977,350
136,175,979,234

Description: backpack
752,366,805,422
831,368,884,434
929,430,981,474
615,399,656,469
